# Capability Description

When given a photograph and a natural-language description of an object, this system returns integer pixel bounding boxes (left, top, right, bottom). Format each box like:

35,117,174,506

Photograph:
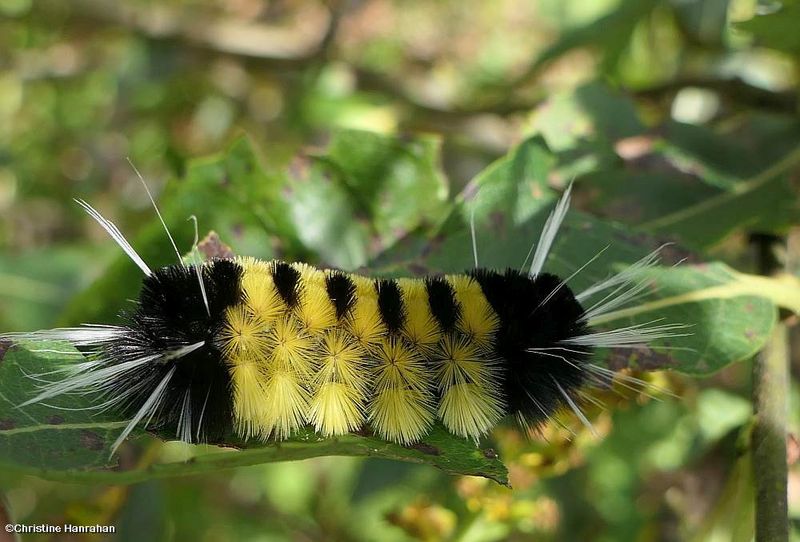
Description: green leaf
577,119,800,249
736,2,800,54
0,342,128,472
532,0,660,74
535,84,800,249
371,137,796,375
638,145,800,247
0,247,99,332
325,129,449,231
672,0,730,46
0,342,508,486
588,264,798,375
4,131,794,485
573,82,645,142
661,119,797,184
287,129,450,268
533,82,645,149
696,389,751,443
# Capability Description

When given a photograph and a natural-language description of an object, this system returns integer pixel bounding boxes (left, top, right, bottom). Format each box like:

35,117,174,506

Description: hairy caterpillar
2,184,682,455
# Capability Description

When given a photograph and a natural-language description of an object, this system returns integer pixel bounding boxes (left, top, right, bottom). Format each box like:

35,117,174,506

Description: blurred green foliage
1,0,800,541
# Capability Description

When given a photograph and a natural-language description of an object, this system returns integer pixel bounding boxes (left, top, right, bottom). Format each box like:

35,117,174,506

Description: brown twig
41,0,338,66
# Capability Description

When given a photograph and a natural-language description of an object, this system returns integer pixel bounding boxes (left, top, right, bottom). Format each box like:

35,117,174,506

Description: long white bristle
519,239,537,272
162,340,205,362
529,183,572,278
537,245,609,310
196,385,212,442
552,376,597,437
177,390,192,442
585,364,674,401
110,366,176,456
18,354,159,407
523,389,577,438
75,199,152,276
127,157,183,267
188,215,211,317
563,321,691,348
17,341,203,410
576,245,665,302
581,276,653,322
1,325,127,347
470,205,479,268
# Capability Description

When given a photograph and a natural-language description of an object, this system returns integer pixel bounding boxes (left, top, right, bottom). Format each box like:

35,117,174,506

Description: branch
633,77,798,113
352,67,544,120
751,233,790,542
46,0,338,65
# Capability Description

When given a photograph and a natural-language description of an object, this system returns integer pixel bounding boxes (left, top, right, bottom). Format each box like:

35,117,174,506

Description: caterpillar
1,184,682,454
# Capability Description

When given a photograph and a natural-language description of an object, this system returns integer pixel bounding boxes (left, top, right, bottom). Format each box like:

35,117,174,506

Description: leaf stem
751,235,789,542
642,145,800,231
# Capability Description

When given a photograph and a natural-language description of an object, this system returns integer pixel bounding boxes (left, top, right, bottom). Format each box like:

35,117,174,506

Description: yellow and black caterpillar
4,188,678,453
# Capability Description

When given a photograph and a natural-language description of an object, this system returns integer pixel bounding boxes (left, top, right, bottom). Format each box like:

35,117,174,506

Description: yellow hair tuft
295,286,337,333
260,369,310,439
220,304,271,361
308,382,364,436
370,387,435,445
349,274,378,298
258,316,315,439
439,383,504,441
446,275,499,347
230,363,271,439
267,316,315,377
346,296,386,348
314,330,369,391
239,262,285,323
433,335,504,439
309,330,369,436
368,337,434,444
397,278,442,354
